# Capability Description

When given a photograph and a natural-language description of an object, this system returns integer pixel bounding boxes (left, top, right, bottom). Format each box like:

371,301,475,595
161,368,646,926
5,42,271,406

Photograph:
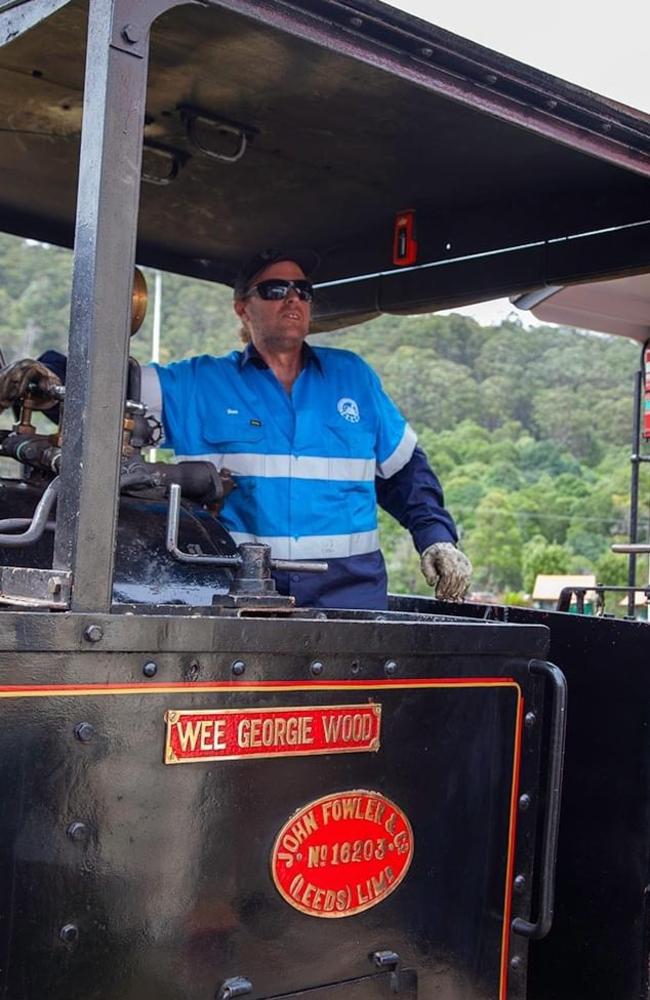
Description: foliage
0,232,646,602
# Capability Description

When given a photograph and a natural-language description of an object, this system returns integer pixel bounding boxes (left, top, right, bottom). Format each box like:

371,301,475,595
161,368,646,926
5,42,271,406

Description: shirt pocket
324,416,376,463
201,418,265,478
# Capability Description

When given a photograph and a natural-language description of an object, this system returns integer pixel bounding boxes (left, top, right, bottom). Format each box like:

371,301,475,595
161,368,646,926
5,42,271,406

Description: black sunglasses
246,278,314,303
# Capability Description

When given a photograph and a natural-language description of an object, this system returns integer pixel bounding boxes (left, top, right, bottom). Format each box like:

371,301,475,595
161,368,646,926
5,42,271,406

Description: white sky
388,0,650,326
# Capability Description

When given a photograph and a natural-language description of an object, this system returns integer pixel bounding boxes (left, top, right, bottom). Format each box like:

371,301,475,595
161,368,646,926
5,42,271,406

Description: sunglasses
246,279,314,303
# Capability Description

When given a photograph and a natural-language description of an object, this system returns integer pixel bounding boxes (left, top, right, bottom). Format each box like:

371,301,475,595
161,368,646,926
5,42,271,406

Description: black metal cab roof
2,0,649,328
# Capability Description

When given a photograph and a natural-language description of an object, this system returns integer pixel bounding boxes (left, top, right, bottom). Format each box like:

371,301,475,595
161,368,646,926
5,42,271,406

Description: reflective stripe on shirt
175,452,376,482
229,529,380,561
377,423,418,478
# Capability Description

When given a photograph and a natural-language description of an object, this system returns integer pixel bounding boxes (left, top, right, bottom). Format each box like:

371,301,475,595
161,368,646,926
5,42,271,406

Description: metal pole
53,0,151,610
627,364,643,617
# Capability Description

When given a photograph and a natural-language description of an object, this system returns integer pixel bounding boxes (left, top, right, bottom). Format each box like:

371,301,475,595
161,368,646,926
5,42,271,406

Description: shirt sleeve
363,362,418,477
149,359,196,451
375,444,458,552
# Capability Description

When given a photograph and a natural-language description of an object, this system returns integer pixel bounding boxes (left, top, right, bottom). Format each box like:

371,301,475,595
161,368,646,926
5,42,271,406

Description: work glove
420,542,472,602
0,358,61,413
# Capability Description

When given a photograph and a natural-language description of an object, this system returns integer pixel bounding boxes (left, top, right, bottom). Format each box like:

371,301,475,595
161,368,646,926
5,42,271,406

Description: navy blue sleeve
376,445,458,552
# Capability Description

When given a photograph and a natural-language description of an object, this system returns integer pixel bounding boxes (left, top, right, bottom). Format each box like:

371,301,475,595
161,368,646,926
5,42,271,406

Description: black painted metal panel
391,594,650,1000
0,609,548,1000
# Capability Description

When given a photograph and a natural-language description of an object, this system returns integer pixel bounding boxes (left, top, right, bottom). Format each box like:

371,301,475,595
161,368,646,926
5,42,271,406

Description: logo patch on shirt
337,397,360,424
226,408,239,415
250,419,262,427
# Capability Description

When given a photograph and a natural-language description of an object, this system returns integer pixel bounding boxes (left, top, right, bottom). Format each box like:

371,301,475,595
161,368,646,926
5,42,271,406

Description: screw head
231,660,246,677
420,46,433,58
510,955,522,971
67,822,87,843
545,98,558,110
524,711,537,729
349,15,363,28
513,874,527,893
384,660,398,676
74,722,95,743
310,660,324,676
142,661,157,678
484,73,498,84
59,923,79,944
519,793,532,811
83,624,103,643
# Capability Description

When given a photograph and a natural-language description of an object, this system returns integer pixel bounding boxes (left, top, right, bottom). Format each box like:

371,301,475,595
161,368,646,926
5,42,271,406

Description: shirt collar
239,341,322,373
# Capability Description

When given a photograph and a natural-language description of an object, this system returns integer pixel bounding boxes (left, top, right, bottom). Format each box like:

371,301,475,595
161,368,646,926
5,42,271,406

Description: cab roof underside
1,0,650,329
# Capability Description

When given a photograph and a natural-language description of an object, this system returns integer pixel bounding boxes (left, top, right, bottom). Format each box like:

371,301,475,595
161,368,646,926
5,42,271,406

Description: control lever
165,483,327,573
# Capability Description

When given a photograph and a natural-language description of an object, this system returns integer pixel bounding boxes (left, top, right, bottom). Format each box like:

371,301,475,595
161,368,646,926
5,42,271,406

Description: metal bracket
0,566,72,609
110,0,206,58
0,0,71,48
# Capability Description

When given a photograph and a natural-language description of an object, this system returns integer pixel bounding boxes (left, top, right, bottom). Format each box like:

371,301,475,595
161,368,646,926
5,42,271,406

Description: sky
387,0,650,325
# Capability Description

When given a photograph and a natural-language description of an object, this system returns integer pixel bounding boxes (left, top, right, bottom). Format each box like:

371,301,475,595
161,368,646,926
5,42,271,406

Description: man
0,249,471,609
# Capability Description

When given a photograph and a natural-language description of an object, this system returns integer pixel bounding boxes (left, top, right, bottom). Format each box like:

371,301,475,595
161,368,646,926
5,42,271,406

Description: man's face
234,260,311,353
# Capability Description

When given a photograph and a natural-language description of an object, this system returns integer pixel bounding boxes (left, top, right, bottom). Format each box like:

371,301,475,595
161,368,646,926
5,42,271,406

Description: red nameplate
164,703,381,764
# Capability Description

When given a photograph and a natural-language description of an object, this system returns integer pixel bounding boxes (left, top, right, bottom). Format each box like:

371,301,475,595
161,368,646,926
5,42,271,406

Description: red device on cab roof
392,208,418,267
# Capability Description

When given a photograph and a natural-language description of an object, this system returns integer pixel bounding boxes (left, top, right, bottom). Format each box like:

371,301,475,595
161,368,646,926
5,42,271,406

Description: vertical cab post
52,0,153,610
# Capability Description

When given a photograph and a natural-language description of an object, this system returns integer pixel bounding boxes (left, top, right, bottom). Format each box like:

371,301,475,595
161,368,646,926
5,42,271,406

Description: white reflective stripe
141,365,163,422
376,424,417,479
175,452,376,482
229,530,380,560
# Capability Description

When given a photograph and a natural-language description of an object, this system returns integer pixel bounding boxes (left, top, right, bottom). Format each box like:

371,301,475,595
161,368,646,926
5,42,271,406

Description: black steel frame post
626,346,648,617
52,0,189,611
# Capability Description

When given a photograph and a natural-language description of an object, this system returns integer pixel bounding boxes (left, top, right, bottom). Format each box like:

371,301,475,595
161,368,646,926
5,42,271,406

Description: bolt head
84,624,103,643
67,821,88,843
384,660,398,676
121,23,139,43
59,923,79,944
310,660,324,676
420,46,433,58
231,660,246,677
513,874,527,893
48,576,63,595
524,711,537,729
349,16,363,28
519,793,532,811
142,661,158,678
510,955,522,971
74,722,95,743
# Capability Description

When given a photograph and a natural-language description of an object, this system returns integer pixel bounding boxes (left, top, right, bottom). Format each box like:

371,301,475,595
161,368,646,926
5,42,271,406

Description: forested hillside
0,233,643,599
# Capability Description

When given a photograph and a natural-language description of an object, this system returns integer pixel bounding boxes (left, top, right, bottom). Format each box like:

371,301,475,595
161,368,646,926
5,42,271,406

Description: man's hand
420,542,472,602
0,359,61,413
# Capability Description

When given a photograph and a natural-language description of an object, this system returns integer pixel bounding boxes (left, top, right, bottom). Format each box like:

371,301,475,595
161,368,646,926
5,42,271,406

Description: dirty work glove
420,542,472,602
0,358,61,413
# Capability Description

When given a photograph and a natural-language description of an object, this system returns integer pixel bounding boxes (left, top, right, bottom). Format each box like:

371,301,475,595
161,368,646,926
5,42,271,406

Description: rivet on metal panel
514,874,527,893
510,955,523,971
231,660,246,676
310,660,323,676
484,73,498,85
601,122,612,133
524,711,537,729
121,23,139,44
59,923,79,945
372,950,400,969
67,822,88,843
143,661,158,677
83,624,103,643
384,659,398,676
74,722,95,743
419,47,433,58
518,793,532,811
349,16,363,28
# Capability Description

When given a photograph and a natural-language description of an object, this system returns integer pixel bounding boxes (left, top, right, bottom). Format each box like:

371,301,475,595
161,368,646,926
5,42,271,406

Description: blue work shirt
145,343,457,609
40,347,457,610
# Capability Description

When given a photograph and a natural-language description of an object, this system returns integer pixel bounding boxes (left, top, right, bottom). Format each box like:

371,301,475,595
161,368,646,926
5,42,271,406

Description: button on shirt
142,343,457,610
